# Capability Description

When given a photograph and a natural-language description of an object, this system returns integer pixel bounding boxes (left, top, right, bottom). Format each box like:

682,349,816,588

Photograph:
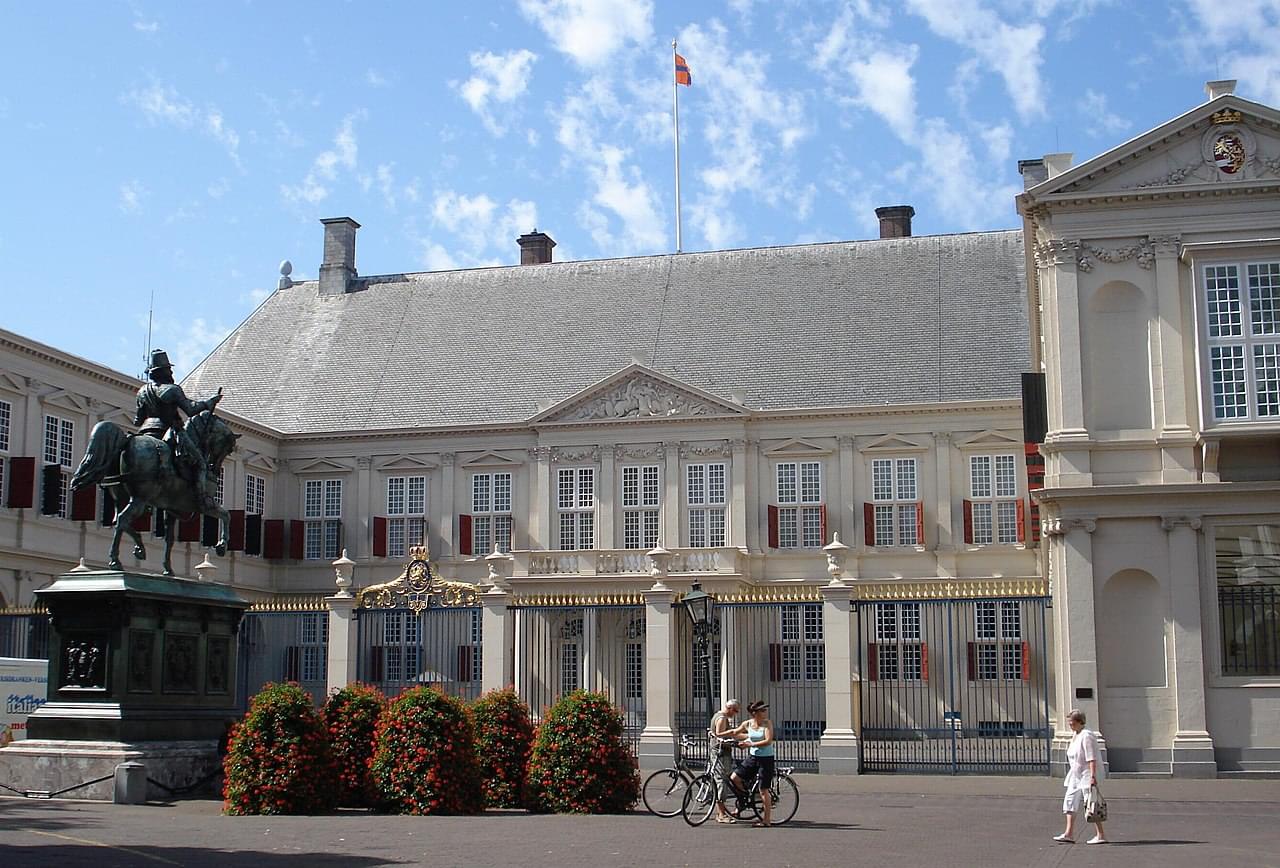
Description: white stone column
599,446,617,549
530,447,550,551
819,576,859,774
637,578,678,771
354,456,372,560
746,439,762,552
1163,515,1217,777
1153,237,1197,482
439,452,456,558
1048,241,1087,437
663,443,680,547
325,595,359,694
837,436,856,544
480,588,513,693
582,606,598,691
730,439,748,548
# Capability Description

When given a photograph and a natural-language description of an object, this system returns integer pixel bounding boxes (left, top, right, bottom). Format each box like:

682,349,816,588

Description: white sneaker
1086,836,1109,845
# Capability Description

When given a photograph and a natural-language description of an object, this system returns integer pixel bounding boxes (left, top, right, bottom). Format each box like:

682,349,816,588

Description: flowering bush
470,688,535,808
322,683,386,808
524,690,640,814
223,682,338,815
368,687,483,815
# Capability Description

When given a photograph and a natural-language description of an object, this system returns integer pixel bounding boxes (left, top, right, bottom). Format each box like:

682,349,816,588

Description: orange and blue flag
675,53,692,87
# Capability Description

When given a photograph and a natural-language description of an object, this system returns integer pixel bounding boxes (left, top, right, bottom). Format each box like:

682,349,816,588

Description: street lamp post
680,581,718,724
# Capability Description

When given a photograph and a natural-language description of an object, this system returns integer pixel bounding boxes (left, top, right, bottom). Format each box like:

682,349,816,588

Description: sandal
715,816,736,824
751,820,770,828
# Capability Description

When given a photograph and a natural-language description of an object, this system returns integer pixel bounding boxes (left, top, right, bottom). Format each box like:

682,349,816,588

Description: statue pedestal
0,570,247,800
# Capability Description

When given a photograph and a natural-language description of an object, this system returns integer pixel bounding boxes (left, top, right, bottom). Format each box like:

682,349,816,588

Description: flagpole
672,38,683,254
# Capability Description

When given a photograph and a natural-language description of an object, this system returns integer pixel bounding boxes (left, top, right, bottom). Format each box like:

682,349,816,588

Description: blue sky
3,1,1279,379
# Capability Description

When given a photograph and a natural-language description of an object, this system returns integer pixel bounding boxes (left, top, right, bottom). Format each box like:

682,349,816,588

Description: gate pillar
636,583,678,772
325,594,359,695
480,587,513,694
819,582,860,774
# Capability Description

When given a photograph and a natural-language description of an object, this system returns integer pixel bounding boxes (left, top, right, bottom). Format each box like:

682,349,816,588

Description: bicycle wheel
745,774,799,825
681,774,718,827
642,769,691,817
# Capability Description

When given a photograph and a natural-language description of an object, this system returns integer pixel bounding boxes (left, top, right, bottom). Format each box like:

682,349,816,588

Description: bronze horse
70,411,241,576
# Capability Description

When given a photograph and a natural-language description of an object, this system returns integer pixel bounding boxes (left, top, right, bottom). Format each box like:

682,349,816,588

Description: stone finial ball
279,260,293,276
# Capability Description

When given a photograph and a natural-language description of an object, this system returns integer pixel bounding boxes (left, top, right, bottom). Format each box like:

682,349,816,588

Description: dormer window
1201,260,1280,422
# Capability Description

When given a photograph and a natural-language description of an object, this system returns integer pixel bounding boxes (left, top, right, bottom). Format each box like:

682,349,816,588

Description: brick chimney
875,205,915,239
517,229,556,265
319,217,360,296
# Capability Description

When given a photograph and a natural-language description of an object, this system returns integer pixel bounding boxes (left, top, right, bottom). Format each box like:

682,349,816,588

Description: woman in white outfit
1055,708,1108,844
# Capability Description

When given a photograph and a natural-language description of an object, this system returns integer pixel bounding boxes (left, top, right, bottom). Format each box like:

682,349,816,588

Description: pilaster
354,456,372,560
746,439,762,552
530,447,550,551
599,446,617,549
663,442,680,546
1046,241,1089,438
1044,517,1102,755
438,452,456,557
1162,515,1217,778
837,436,856,545
730,439,748,548
819,582,859,774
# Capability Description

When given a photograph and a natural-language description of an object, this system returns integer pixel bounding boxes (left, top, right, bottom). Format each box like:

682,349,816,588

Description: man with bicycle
707,698,740,824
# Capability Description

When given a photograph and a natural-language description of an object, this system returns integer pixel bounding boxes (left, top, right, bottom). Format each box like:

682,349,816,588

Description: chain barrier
0,773,115,799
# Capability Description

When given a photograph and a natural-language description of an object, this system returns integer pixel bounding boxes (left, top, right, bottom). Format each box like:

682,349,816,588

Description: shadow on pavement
1112,840,1205,846
2,844,403,868
779,820,874,831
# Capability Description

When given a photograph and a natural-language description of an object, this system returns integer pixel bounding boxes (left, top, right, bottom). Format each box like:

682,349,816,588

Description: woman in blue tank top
729,700,776,827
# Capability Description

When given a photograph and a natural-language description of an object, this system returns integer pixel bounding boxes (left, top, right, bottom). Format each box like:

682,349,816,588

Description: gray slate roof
185,231,1029,434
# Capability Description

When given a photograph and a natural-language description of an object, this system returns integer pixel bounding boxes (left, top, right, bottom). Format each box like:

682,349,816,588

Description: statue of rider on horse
71,349,239,577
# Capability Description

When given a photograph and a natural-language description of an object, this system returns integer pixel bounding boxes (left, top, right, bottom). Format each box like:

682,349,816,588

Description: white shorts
1062,788,1084,814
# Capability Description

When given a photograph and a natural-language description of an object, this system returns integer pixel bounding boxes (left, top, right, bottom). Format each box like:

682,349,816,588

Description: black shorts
739,754,775,788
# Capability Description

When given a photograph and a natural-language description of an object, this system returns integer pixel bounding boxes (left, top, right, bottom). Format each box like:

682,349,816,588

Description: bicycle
641,734,708,817
681,761,799,827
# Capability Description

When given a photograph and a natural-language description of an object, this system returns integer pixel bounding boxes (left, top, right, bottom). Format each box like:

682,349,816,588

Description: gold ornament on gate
358,545,479,612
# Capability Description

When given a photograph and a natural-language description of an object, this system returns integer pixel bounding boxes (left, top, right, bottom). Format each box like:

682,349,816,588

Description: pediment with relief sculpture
532,364,747,425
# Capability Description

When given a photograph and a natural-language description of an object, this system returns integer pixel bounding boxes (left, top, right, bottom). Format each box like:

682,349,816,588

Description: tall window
245,473,266,515
303,478,343,559
557,467,595,550
1203,261,1280,421
560,616,583,695
872,603,924,681
465,608,483,682
625,642,644,700
1216,523,1280,676
44,414,75,518
298,613,328,683
780,604,824,681
968,454,1020,544
687,463,727,547
621,465,660,550
472,472,513,553
215,466,225,506
871,457,919,547
387,475,427,558
971,601,1025,681
775,461,823,548
380,611,421,683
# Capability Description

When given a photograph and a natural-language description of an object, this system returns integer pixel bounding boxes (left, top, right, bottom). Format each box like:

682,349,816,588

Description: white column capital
1161,515,1202,533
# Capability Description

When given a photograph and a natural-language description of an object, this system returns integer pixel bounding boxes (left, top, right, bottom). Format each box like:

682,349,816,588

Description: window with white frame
622,465,660,550
387,475,427,558
298,613,328,683
871,457,919,547
215,466,225,506
1202,261,1280,421
561,641,580,695
471,472,513,554
687,463,727,547
44,414,75,518
779,604,824,681
872,603,924,681
380,611,421,683
1215,523,1280,677
625,642,644,700
557,467,595,550
245,473,266,515
971,601,1025,681
775,461,823,548
303,478,343,559
466,608,483,682
968,454,1020,545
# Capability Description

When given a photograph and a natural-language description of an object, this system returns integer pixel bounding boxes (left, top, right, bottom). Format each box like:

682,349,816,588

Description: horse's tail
71,420,128,491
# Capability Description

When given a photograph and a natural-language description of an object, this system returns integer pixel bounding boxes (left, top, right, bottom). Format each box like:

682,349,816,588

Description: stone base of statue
0,569,248,801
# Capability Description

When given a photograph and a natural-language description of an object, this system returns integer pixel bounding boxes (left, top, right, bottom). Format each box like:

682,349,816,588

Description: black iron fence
857,596,1051,774
0,612,50,660
237,610,329,708
1219,584,1280,676
355,606,483,703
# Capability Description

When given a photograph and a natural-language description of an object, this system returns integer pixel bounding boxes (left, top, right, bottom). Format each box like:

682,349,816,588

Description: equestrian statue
70,349,240,576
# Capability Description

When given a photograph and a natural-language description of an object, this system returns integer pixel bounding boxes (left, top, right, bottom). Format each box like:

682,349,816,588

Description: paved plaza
1,775,1278,867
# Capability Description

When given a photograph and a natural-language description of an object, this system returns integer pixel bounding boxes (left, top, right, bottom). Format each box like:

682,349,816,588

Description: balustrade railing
513,547,745,578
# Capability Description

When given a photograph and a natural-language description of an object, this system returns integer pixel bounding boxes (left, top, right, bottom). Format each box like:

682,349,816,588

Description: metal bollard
113,761,147,805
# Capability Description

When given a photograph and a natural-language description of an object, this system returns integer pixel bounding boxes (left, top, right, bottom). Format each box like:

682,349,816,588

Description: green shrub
524,690,639,814
322,683,386,808
470,688,535,808
368,687,483,814
223,682,337,815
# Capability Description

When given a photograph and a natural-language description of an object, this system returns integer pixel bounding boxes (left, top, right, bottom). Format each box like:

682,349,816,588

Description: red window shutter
920,642,929,682
1016,499,1027,543
767,505,779,548
915,501,924,546
373,516,388,557
229,510,246,551
244,515,263,556
866,644,878,682
6,457,35,509
284,646,301,682
962,499,974,545
263,519,286,559
819,503,828,546
1021,640,1031,682
458,514,474,556
70,485,97,522
178,512,201,542
863,502,875,547
369,646,384,683
40,465,63,516
288,520,306,560
966,642,976,681
768,643,781,682
457,645,473,681
100,489,116,527
132,510,152,533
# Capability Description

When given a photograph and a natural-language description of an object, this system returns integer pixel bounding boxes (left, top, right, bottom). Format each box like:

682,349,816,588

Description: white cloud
420,190,540,269
119,180,146,214
1183,0,1280,106
207,178,230,199
905,0,1047,120
1078,89,1131,138
848,47,919,137
148,316,232,377
124,82,242,166
365,68,390,87
455,49,538,135
281,112,363,205
133,19,158,34
518,0,653,67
